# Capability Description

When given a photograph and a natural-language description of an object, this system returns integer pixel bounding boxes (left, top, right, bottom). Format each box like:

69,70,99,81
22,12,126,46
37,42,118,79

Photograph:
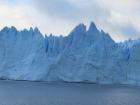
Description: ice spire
87,22,98,33
70,23,86,35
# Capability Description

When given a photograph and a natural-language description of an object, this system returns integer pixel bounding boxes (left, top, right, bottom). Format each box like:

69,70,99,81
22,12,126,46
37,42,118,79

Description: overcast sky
0,0,140,42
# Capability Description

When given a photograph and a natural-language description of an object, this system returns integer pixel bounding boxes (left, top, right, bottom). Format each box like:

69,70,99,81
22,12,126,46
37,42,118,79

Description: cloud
0,0,139,42
33,0,78,20
0,0,52,34
32,0,110,25
30,0,140,41
29,0,111,36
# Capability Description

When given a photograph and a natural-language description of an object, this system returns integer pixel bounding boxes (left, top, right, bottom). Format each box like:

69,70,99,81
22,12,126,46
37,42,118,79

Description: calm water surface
0,80,140,105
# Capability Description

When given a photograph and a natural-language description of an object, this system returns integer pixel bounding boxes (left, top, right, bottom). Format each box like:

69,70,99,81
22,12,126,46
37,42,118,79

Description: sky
0,0,140,42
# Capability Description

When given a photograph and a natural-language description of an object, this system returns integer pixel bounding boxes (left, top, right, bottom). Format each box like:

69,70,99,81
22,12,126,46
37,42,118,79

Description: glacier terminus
0,22,140,85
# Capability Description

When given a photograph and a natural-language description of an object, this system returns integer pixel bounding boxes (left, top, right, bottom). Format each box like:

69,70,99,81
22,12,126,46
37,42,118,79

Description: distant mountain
0,22,140,85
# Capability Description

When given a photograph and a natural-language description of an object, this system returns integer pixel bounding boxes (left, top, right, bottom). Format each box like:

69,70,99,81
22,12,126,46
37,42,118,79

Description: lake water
0,80,140,105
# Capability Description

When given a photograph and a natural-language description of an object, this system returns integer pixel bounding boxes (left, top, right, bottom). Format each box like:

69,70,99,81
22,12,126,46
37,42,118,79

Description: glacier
0,22,140,85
